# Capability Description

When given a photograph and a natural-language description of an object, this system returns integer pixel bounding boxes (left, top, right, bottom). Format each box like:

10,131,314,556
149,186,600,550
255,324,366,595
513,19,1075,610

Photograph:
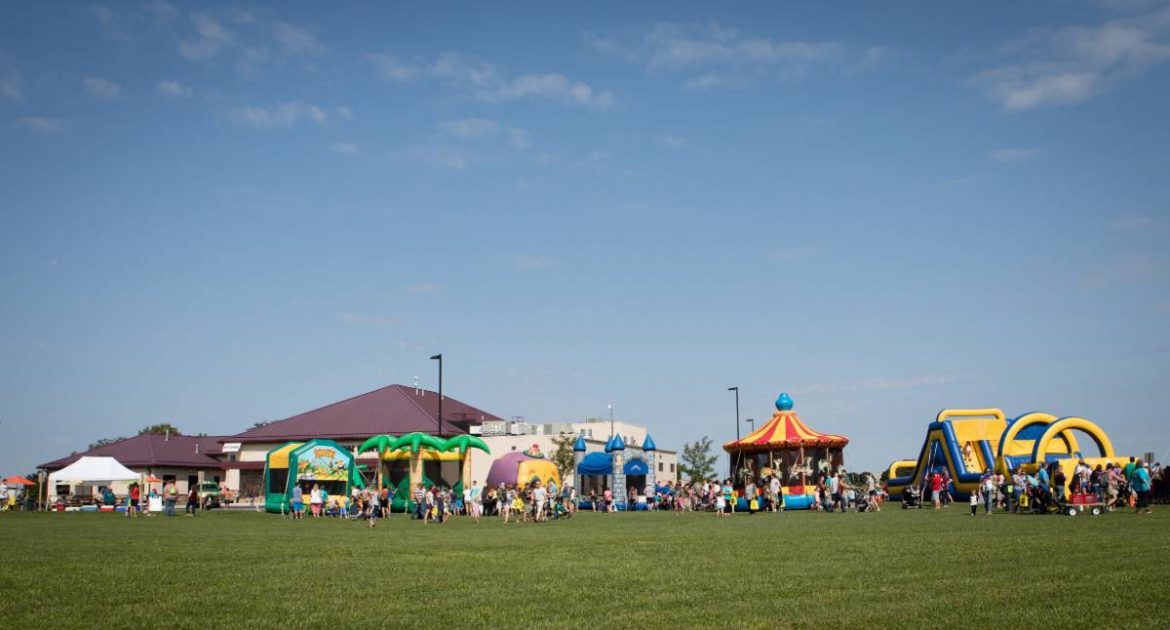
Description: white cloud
336,105,353,120
83,76,121,99
143,1,178,23
227,102,326,128
1109,215,1155,229
682,72,751,91
800,374,955,396
331,142,359,154
439,117,500,138
989,147,1040,162
590,22,866,89
272,21,324,55
506,127,531,149
512,254,552,270
974,9,1170,110
341,313,400,326
643,22,844,69
156,79,193,97
406,283,444,295
0,64,21,103
394,146,469,171
368,51,615,108
15,117,63,132
178,12,233,60
657,134,688,149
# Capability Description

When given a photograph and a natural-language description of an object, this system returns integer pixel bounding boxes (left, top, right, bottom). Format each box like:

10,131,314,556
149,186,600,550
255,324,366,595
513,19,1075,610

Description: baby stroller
1024,485,1053,514
550,496,572,520
901,486,922,509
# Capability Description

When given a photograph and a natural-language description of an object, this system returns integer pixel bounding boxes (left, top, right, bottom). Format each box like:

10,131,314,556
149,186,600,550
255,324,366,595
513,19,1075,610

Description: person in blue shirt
1035,464,1050,491
1131,461,1153,515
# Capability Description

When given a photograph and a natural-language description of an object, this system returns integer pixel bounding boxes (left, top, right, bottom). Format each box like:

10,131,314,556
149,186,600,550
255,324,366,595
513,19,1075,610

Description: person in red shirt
127,483,141,518
930,472,943,510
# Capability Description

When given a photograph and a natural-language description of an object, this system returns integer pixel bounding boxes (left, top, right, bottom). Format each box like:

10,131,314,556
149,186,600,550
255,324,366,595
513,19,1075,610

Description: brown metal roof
40,434,226,471
227,384,504,443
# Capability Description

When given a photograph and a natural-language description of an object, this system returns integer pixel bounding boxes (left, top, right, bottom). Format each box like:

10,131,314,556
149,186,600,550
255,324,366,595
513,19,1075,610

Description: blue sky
2,1,1168,476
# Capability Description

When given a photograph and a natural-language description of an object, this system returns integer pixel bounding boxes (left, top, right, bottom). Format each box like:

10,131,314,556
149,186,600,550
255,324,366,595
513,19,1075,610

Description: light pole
728,387,740,440
728,386,740,483
430,354,443,436
608,404,614,440
746,418,755,433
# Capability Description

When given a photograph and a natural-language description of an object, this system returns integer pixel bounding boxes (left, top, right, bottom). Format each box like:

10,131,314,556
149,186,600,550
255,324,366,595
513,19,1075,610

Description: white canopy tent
48,456,139,486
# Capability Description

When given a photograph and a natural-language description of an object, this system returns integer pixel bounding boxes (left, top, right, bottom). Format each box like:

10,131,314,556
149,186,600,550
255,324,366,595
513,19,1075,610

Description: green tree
138,423,182,436
86,436,127,451
679,436,718,481
550,434,576,483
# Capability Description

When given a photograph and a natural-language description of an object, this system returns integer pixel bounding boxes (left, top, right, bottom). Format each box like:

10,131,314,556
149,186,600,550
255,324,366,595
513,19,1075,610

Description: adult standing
309,484,322,518
164,481,178,517
1131,461,1153,515
0,480,8,513
185,486,199,516
127,483,140,518
290,484,304,520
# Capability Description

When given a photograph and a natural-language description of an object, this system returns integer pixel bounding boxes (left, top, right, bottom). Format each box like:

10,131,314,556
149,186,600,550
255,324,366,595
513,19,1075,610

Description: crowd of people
918,457,1158,515
281,478,579,527
578,471,884,515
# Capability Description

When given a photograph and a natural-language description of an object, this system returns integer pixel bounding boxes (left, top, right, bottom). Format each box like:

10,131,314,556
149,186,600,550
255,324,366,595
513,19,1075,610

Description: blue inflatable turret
641,434,657,451
611,434,626,450
644,433,657,494
572,434,587,497
776,392,794,411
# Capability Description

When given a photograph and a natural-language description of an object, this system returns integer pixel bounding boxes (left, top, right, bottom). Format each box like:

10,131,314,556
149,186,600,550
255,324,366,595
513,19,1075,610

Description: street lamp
746,418,755,433
728,386,740,484
728,387,740,440
430,354,443,436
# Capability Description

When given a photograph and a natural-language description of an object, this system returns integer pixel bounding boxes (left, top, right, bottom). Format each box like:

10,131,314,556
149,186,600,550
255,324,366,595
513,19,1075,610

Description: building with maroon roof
37,384,507,500
218,384,505,496
39,433,227,498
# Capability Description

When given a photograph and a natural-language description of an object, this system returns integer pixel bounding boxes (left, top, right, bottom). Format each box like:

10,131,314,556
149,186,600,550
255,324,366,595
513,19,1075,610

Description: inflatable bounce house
485,443,560,490
886,408,1130,499
572,432,658,510
356,432,490,512
263,440,362,513
723,393,849,510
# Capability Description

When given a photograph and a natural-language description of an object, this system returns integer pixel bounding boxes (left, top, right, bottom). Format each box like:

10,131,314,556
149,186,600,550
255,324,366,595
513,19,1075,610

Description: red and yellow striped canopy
723,410,849,452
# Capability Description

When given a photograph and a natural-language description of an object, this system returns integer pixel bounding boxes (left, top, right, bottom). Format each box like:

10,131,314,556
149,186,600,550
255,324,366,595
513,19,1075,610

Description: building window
670,464,675,473
658,462,663,472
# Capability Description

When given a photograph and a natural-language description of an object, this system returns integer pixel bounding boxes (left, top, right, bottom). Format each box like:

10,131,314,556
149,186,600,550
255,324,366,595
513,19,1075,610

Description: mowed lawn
1,507,1167,629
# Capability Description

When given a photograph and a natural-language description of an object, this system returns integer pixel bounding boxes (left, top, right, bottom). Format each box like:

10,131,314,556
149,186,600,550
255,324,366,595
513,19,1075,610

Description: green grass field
1,507,1167,629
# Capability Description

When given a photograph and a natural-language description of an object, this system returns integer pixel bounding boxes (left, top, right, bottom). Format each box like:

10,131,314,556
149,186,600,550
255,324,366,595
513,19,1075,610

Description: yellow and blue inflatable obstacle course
886,408,1128,500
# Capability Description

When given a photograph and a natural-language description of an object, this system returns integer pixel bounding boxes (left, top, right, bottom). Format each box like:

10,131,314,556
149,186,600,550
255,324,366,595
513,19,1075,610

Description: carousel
722,392,849,510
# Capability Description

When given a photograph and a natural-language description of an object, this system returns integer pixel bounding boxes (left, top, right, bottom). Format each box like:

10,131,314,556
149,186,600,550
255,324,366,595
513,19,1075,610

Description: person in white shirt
532,480,548,522
469,481,482,523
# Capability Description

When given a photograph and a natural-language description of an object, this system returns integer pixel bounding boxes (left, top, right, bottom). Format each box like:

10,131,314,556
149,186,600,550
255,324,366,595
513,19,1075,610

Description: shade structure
47,456,139,485
3,476,34,486
723,405,848,452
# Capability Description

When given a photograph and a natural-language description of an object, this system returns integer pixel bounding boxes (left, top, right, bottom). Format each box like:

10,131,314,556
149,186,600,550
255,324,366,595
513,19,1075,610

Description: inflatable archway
1031,417,1115,463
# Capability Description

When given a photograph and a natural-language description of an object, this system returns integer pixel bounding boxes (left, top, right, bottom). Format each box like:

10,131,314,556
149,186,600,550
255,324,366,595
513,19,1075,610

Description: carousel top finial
775,392,794,411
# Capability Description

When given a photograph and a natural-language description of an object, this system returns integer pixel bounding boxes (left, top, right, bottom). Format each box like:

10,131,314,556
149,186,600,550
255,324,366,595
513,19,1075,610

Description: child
512,489,526,523
969,488,979,516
